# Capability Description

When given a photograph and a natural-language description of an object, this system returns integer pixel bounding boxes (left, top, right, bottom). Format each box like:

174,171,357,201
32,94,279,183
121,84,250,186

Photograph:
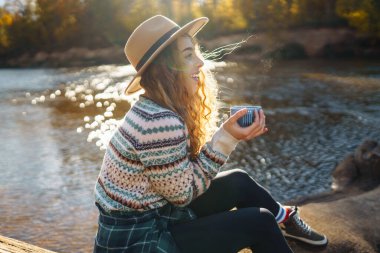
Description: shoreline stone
286,139,380,253
286,186,380,253
239,139,380,253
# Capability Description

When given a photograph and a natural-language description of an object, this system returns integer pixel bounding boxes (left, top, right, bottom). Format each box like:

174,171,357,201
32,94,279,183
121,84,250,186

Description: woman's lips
191,73,199,82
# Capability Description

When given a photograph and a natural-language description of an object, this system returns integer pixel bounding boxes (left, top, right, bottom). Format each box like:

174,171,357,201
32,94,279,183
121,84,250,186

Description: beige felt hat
124,15,209,95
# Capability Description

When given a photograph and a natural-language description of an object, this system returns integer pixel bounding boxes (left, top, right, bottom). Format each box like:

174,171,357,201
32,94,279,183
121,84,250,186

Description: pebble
95,115,105,122
23,62,379,205
104,111,113,117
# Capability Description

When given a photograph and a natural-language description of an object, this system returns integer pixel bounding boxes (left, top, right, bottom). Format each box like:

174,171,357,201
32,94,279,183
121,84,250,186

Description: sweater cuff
210,126,240,157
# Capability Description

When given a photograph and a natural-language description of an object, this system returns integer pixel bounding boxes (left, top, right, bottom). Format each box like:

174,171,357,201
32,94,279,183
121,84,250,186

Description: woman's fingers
244,127,268,140
223,108,268,141
259,109,265,128
228,108,248,125
222,108,249,140
243,109,268,140
245,109,263,131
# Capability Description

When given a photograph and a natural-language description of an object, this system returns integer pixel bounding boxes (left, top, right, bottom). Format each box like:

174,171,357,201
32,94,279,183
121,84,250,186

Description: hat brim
125,17,209,96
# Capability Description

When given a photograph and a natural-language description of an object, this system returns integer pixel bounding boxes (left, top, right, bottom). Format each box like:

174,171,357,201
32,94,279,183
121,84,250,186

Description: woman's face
176,36,204,95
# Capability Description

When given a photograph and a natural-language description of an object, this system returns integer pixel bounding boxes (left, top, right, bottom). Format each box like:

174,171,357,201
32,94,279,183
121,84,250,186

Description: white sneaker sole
282,231,328,246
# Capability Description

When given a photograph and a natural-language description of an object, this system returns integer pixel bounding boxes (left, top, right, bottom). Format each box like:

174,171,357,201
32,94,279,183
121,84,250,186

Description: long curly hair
140,36,219,159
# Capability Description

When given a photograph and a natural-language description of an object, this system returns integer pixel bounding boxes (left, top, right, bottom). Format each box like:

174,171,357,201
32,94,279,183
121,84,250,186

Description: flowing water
0,59,379,252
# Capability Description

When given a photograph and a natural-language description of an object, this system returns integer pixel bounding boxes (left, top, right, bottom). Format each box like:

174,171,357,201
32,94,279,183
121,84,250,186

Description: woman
93,15,327,253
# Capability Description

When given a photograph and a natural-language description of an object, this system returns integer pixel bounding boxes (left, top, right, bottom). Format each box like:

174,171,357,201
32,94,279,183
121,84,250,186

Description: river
0,59,379,252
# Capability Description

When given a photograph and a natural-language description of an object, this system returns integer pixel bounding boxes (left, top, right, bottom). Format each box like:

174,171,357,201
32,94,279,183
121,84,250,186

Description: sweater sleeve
137,116,240,207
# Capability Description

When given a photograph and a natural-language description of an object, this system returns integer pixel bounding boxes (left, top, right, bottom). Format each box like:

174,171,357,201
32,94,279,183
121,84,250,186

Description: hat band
135,26,180,71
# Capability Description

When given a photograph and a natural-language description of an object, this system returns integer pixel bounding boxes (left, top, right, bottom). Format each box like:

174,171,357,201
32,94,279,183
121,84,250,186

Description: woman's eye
185,53,192,59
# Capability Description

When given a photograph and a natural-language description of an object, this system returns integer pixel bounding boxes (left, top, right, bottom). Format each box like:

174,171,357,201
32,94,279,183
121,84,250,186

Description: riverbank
287,186,380,253
1,28,379,68
3,187,379,253
205,27,380,61
240,186,380,253
1,60,379,252
240,139,380,253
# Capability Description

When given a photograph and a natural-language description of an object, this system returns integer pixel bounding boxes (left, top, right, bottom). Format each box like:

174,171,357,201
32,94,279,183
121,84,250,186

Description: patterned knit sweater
94,96,240,212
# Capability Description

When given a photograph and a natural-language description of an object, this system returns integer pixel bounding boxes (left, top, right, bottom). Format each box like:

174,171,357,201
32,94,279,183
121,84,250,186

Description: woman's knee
224,169,263,195
257,208,284,236
240,208,279,236
258,208,277,225
225,169,253,187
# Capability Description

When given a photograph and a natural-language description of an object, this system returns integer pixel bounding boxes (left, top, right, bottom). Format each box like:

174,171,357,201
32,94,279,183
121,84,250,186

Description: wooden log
0,235,57,253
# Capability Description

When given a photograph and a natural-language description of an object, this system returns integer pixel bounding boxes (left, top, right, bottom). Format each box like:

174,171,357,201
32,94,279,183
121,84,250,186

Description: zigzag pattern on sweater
94,96,229,212
132,105,182,122
119,126,187,151
125,117,183,135
109,136,139,161
109,141,142,166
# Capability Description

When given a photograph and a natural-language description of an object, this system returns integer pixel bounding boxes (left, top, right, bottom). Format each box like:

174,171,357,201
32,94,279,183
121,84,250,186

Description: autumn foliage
0,0,379,58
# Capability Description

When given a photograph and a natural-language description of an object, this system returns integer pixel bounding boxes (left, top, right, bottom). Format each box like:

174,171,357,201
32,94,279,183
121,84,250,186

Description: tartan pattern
93,95,240,252
94,204,196,253
94,95,237,213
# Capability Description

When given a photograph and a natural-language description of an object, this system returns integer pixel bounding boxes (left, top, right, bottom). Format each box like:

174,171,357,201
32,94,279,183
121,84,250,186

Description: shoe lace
293,207,312,235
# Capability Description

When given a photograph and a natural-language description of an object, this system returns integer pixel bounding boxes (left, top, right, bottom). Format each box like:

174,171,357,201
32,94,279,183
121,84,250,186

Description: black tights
168,169,294,253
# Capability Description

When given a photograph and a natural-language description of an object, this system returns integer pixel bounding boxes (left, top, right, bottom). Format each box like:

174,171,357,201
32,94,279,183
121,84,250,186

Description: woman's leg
187,169,327,246
169,169,293,253
169,207,293,253
189,168,281,217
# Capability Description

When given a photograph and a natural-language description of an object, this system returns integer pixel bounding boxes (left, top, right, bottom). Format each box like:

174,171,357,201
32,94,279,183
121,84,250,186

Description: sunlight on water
304,72,380,88
1,59,379,252
27,61,228,151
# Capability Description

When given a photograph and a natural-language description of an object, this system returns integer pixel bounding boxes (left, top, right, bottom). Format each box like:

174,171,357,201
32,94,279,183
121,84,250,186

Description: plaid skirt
93,203,197,253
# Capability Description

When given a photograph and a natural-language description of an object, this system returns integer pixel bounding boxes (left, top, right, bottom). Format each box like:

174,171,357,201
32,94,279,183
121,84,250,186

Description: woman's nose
196,56,204,68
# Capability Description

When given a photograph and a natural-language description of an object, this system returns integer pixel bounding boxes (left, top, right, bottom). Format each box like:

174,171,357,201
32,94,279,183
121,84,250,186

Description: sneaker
280,206,328,246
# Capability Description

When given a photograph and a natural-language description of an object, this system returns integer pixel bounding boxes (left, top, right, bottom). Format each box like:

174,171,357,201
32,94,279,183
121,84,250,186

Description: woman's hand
222,108,268,141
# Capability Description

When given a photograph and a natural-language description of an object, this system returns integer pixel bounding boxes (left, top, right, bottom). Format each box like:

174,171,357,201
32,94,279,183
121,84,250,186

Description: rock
354,140,380,180
284,139,380,253
331,154,358,191
333,139,380,192
293,139,380,204
264,42,307,60
287,186,380,253
239,189,380,253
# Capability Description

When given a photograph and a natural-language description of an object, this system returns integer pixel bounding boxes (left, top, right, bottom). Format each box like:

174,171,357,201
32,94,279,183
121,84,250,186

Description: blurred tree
0,8,12,52
214,0,247,32
190,0,219,36
237,0,291,31
238,0,256,29
266,0,292,29
123,0,160,32
336,0,380,36
80,0,129,47
1,0,379,60
291,0,344,27
190,0,204,18
34,0,86,50
2,0,41,56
